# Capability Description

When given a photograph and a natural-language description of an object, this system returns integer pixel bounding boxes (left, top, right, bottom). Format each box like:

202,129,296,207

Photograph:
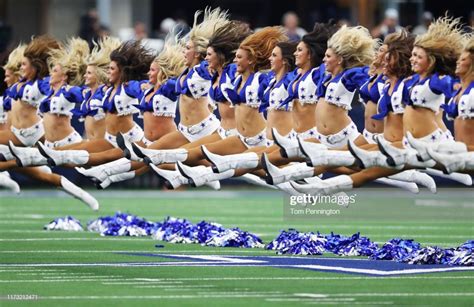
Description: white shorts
216,127,238,140
402,128,454,149
288,127,318,141
11,120,44,147
315,122,360,149
266,131,292,147
238,129,267,148
44,130,82,149
178,114,220,143
105,123,144,148
142,136,154,147
362,128,380,145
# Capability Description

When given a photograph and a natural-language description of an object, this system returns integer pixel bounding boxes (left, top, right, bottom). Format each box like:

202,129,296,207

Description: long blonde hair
3,43,27,80
87,36,121,84
328,25,377,69
415,15,464,76
48,37,90,86
153,33,186,84
188,7,229,59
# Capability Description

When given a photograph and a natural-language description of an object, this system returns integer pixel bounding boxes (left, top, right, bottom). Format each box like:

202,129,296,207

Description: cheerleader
77,37,121,141
293,17,471,195
36,8,228,173
0,36,98,209
80,35,187,187
162,26,288,187
9,38,89,166
174,23,335,190
154,40,297,189
261,25,376,185
424,36,474,173
29,40,154,168
360,43,388,144
0,44,25,192
0,36,58,146
1,45,26,131
123,26,285,188
69,10,239,188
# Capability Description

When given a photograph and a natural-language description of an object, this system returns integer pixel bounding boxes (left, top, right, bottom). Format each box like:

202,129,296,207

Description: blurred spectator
78,9,101,48
158,18,176,39
282,11,307,42
413,11,433,35
134,22,148,40
371,8,402,40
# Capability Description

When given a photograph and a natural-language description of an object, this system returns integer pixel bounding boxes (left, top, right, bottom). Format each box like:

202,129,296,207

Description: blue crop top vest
102,81,144,116
137,78,179,118
208,63,237,105
259,69,297,112
359,73,386,105
287,65,325,106
442,81,474,120
176,61,213,99
371,77,419,120
71,85,107,121
2,85,14,112
224,71,269,109
39,85,84,117
407,73,454,113
322,66,370,111
9,78,51,108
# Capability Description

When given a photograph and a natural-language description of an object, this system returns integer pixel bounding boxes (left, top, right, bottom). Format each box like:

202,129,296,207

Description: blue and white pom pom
151,218,264,248
204,228,265,248
371,238,421,261
266,229,327,255
44,216,83,231
403,246,450,265
87,212,158,236
326,232,379,256
151,217,197,243
448,240,473,266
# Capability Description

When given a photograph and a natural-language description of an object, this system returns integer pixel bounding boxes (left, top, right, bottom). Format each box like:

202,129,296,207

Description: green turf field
0,187,473,306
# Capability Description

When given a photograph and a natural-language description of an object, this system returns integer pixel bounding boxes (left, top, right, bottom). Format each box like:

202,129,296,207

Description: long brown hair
24,35,61,79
